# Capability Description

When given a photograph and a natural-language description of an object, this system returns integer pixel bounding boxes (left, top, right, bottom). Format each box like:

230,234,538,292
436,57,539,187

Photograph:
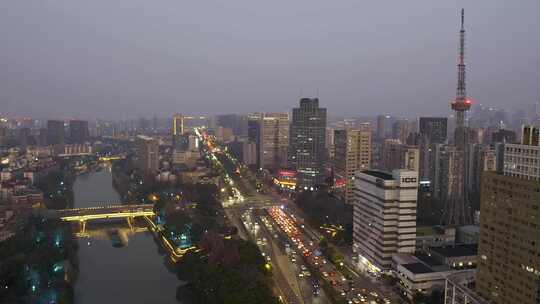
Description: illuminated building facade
353,170,418,271
289,98,326,189
476,171,540,304
334,128,371,203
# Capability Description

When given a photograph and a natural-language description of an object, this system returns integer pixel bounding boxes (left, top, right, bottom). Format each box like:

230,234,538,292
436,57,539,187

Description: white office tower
353,169,418,271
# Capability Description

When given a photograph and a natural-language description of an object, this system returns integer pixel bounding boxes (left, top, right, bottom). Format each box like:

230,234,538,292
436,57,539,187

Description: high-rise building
46,120,65,146
503,125,540,181
326,127,336,160
289,98,327,189
248,114,262,168
258,113,289,170
392,119,412,144
419,117,448,144
172,113,185,146
334,128,371,203
69,120,89,143
443,9,473,226
215,114,247,136
490,129,516,144
353,170,418,271
136,135,159,175
380,139,420,172
522,125,540,146
376,115,391,141
467,144,497,195
172,114,185,137
475,171,540,304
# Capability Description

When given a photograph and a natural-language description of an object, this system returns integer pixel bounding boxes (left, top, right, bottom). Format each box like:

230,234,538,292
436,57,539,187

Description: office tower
334,128,372,203
172,114,184,137
136,135,159,175
419,117,448,144
376,115,391,141
326,127,336,160
476,171,540,304
353,170,418,271
443,9,472,226
0,127,6,146
257,113,289,170
242,141,257,166
467,144,497,195
289,98,327,189
503,125,540,181
490,129,516,144
248,114,262,168
522,125,540,146
380,139,419,172
68,120,89,143
215,114,247,136
172,113,185,146
392,119,411,144
216,127,234,143
46,120,65,145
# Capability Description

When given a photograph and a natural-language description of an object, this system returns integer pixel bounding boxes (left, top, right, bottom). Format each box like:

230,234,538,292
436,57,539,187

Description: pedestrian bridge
54,204,155,222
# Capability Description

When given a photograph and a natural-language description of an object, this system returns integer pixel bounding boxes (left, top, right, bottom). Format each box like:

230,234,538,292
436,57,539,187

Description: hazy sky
1,1,539,119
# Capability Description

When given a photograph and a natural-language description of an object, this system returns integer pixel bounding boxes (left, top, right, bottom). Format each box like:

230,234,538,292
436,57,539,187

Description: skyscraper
334,128,372,203
443,9,472,226
172,113,184,136
248,113,262,168
289,98,327,189
259,113,289,170
68,120,89,143
419,117,448,144
476,171,540,303
353,169,418,271
380,139,420,173
136,135,159,175
376,115,391,141
46,120,65,146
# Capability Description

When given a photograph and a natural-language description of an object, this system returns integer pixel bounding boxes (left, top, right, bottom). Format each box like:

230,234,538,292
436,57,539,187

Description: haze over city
1,0,539,119
1,2,540,304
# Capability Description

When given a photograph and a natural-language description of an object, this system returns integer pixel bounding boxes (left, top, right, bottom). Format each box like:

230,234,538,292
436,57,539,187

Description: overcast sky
0,1,539,120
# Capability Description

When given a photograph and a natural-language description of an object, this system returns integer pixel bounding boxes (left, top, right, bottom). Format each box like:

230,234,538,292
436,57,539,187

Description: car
340,290,346,296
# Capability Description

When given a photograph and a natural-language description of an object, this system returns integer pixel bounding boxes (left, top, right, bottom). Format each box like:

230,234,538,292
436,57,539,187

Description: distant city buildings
419,117,448,144
172,113,185,146
380,139,419,172
503,125,540,181
136,135,159,176
333,128,371,203
289,98,327,189
353,169,418,271
68,120,89,144
258,113,290,171
46,120,65,146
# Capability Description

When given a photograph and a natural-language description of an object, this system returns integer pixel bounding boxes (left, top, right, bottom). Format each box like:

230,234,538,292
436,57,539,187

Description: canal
73,167,180,303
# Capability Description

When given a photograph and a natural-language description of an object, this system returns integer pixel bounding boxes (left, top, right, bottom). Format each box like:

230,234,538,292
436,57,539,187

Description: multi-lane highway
197,128,399,304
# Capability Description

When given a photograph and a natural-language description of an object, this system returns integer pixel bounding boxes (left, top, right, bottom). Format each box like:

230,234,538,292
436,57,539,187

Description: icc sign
401,177,417,184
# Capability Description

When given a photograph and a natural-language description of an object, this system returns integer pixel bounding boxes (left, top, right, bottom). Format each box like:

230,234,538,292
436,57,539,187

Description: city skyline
1,1,539,119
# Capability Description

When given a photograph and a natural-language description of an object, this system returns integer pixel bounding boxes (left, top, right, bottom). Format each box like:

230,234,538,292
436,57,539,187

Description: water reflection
73,169,180,304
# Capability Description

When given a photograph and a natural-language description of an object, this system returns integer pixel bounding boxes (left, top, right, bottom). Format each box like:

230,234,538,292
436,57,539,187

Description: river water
73,168,180,303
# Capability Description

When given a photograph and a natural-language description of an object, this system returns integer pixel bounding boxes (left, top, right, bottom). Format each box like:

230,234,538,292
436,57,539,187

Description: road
197,129,400,304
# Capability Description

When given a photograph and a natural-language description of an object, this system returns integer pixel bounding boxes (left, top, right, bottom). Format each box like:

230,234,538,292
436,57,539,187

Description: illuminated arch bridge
52,204,155,233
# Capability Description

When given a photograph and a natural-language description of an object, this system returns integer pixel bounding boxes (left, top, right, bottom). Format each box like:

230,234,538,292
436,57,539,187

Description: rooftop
361,170,393,180
430,244,478,257
402,262,434,274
